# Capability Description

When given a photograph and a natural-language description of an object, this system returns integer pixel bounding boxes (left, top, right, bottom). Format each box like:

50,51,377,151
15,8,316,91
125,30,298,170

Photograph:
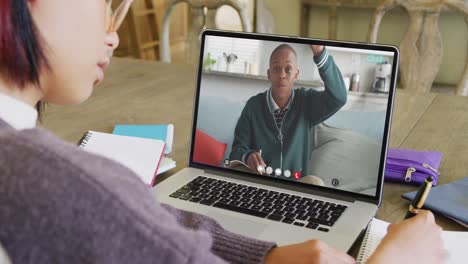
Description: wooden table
42,57,467,232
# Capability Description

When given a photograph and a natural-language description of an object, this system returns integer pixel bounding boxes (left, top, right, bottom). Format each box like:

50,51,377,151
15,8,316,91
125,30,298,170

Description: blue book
113,124,174,154
402,177,468,226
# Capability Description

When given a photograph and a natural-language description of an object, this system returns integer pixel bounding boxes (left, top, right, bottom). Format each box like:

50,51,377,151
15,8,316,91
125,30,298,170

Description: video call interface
193,35,395,196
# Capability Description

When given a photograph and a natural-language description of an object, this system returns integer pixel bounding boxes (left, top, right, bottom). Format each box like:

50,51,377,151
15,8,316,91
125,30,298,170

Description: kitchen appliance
372,61,392,93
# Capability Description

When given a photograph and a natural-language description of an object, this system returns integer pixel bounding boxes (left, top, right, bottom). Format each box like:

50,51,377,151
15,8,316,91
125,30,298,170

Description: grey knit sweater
0,118,276,263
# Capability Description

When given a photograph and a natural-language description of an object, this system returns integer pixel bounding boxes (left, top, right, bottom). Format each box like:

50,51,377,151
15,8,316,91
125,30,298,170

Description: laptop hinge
204,169,359,203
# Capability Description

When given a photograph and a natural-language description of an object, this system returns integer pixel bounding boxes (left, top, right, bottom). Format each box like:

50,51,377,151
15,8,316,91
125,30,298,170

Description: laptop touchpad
207,210,267,238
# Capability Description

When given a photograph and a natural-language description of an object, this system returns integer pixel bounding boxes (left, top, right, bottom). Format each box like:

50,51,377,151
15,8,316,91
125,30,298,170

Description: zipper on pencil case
422,163,440,175
386,161,440,176
405,167,416,182
387,156,440,174
385,167,433,183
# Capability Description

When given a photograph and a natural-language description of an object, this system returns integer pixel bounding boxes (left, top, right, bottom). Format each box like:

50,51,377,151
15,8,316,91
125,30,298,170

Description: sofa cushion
193,129,227,167
324,110,386,141
197,96,245,160
309,124,382,195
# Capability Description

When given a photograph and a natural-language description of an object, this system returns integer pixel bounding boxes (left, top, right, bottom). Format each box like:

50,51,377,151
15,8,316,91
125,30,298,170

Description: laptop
154,30,399,251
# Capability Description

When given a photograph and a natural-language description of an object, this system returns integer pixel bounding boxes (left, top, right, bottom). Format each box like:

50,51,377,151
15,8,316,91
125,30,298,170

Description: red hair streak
0,0,17,69
0,0,48,88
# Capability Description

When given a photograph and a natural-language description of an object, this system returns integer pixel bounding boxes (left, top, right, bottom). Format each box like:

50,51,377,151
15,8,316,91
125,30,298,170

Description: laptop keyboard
169,176,347,231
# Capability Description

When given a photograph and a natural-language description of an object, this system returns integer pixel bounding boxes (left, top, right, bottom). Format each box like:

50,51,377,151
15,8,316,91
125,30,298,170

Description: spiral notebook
357,218,468,264
79,131,166,186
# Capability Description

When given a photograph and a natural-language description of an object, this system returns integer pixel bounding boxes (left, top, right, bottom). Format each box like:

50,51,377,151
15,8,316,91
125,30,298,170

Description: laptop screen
191,31,398,198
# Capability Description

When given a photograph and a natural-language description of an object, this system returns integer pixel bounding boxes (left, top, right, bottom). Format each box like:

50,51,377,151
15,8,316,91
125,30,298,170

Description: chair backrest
113,0,161,60
160,0,252,64
367,0,468,95
0,243,12,264
255,0,275,34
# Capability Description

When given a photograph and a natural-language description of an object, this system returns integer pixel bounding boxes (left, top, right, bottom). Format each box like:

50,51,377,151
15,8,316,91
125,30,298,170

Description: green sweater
229,49,347,178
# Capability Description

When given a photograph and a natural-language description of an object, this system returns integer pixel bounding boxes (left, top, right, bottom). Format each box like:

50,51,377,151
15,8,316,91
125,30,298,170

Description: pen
257,148,265,174
108,0,134,32
404,175,433,219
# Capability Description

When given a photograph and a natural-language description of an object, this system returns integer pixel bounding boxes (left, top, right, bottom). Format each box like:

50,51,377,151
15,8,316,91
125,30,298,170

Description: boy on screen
229,44,347,179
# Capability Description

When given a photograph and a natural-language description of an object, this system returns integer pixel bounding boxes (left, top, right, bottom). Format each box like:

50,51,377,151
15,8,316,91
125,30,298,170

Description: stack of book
78,124,177,187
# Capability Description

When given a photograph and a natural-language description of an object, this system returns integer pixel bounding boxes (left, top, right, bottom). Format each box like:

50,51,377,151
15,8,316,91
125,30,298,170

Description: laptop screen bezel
188,29,399,204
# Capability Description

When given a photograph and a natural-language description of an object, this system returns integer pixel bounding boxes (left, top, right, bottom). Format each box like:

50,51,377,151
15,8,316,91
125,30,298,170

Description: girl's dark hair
0,0,49,115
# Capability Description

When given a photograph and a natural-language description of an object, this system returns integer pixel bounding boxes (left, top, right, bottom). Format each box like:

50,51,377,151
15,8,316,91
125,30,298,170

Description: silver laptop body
154,30,399,251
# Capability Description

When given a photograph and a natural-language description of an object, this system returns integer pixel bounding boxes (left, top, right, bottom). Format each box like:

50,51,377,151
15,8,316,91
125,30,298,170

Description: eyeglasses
106,0,134,32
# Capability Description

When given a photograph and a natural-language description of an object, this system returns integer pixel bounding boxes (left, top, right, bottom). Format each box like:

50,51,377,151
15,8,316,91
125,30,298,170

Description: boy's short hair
269,44,297,66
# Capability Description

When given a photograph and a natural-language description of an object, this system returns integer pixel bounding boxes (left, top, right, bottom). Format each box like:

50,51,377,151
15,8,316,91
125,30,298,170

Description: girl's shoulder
0,127,143,192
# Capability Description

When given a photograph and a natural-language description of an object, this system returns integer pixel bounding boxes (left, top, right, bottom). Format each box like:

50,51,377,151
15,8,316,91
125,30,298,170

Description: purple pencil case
385,148,442,186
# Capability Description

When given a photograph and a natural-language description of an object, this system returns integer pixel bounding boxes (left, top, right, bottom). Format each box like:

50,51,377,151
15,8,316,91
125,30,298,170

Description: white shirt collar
268,88,294,112
0,92,38,130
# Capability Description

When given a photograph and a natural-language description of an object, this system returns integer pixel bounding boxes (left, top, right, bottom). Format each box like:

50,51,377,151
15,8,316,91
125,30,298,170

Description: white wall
203,36,394,93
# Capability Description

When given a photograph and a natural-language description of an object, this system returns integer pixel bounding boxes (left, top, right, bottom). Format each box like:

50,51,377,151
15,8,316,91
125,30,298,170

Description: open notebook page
357,218,468,264
79,131,165,186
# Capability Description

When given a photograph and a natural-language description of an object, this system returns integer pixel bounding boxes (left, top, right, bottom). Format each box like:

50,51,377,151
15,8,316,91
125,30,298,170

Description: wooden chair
255,0,275,34
160,0,252,64
368,0,468,95
114,0,161,60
